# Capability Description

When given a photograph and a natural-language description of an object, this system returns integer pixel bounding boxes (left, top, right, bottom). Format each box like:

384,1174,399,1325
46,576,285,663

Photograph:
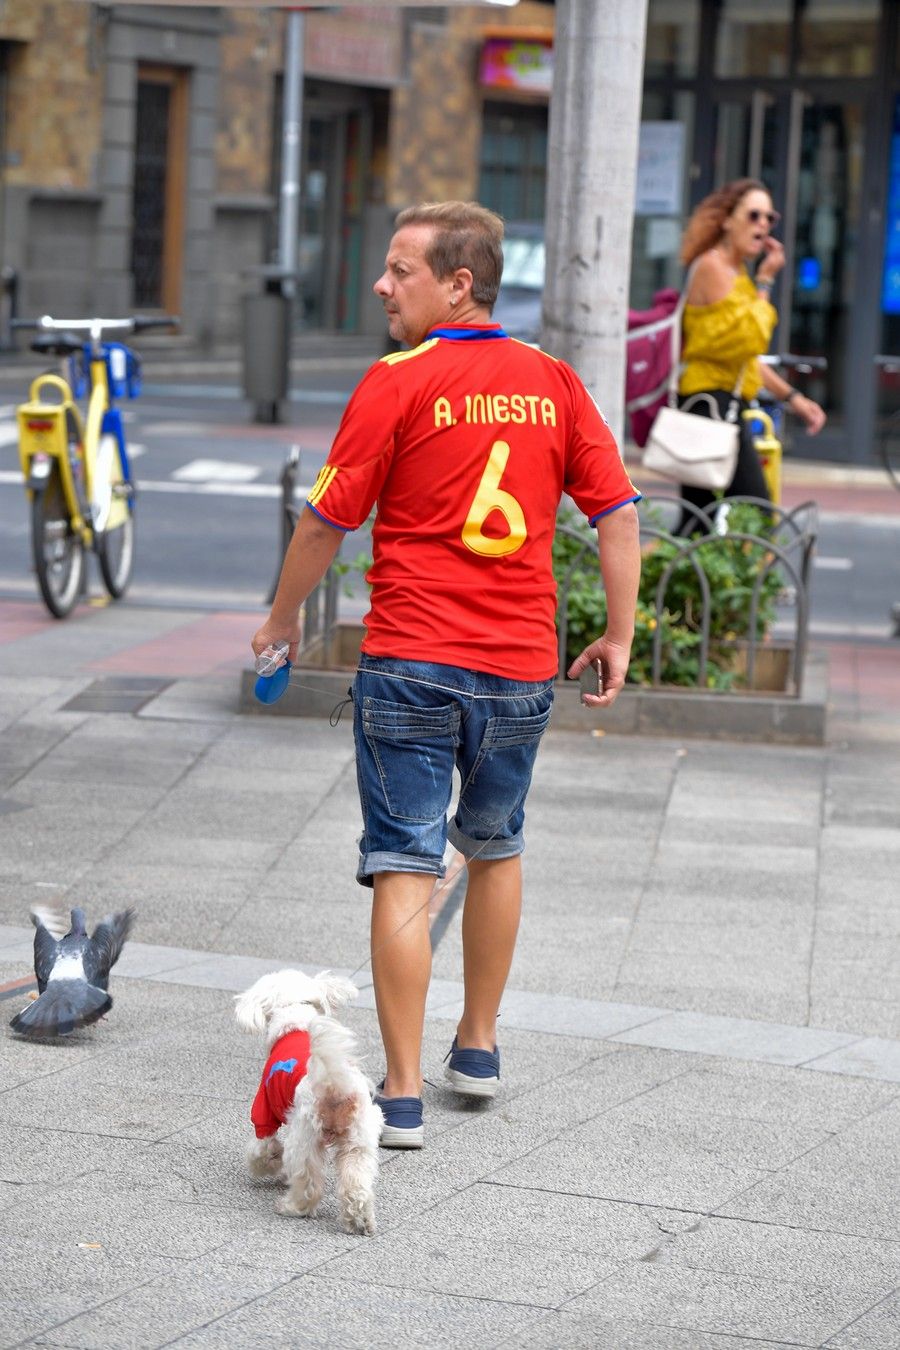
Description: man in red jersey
252,201,641,1149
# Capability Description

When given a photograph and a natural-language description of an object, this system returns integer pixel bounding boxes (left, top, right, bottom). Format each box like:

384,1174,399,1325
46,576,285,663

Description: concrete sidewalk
1,598,899,1349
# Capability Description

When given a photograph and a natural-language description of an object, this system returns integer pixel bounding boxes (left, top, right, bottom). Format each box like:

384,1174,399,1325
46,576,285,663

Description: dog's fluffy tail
307,1015,360,1082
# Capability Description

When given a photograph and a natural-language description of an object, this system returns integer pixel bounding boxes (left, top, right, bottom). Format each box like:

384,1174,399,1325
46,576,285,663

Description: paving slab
716,1132,900,1242
320,1184,642,1308
824,1291,900,1348
564,1261,890,1346
807,1036,900,1083
505,1314,797,1349
170,1274,550,1349
612,1008,859,1066
26,1266,295,1350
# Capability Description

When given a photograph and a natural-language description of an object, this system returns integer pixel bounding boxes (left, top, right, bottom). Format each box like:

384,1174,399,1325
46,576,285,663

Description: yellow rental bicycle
15,314,176,617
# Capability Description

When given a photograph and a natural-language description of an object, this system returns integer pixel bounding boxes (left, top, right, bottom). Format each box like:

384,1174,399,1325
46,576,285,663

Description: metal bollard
265,444,301,605
0,266,19,351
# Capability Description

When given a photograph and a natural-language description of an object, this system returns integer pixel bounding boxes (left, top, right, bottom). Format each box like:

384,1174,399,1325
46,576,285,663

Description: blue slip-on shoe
374,1083,424,1149
444,1037,500,1098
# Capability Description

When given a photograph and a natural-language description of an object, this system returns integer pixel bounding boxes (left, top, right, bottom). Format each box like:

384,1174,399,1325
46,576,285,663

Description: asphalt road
0,382,897,643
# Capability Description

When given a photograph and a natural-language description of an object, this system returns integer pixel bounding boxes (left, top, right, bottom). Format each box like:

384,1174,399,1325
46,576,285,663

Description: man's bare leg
456,855,521,1050
371,871,433,1097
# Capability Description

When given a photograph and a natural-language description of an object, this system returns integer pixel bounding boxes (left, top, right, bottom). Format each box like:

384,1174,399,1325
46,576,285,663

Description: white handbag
642,270,744,491
643,395,740,490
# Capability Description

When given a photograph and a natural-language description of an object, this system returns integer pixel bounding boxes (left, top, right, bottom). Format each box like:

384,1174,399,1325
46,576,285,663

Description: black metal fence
556,494,818,697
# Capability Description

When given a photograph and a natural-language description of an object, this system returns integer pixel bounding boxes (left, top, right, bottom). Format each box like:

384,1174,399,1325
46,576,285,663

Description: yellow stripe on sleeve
307,464,338,507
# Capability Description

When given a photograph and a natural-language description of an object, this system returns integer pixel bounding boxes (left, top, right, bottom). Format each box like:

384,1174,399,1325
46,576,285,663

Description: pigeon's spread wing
31,904,70,940
85,908,135,988
31,919,61,993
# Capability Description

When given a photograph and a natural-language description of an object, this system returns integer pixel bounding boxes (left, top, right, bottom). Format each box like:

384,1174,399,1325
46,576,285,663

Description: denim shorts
352,655,554,887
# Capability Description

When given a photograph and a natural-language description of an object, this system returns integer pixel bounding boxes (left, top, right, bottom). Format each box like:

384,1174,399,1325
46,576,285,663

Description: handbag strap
667,260,749,416
666,261,697,409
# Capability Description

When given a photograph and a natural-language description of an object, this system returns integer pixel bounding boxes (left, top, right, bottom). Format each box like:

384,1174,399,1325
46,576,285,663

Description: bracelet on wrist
783,387,798,406
756,277,774,293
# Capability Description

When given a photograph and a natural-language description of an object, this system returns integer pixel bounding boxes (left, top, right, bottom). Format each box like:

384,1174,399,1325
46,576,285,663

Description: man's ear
452,267,474,301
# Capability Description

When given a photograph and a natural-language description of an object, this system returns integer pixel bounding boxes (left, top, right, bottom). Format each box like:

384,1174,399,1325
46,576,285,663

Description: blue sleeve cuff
589,494,642,527
305,500,353,532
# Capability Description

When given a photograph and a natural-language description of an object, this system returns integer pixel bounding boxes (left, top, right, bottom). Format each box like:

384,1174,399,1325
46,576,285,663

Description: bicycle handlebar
12,314,179,336
759,353,828,371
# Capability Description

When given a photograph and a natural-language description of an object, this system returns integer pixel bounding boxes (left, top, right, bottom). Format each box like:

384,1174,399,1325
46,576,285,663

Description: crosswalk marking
813,555,853,570
0,467,302,498
172,458,260,483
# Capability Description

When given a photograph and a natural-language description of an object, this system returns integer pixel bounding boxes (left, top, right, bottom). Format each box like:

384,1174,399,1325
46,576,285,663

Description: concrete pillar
542,0,648,443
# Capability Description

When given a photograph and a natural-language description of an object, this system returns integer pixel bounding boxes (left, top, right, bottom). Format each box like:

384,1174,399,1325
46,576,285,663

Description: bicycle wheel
31,465,85,618
93,431,135,598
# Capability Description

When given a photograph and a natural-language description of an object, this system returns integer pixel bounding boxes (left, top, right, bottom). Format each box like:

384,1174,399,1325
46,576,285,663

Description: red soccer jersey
305,325,639,680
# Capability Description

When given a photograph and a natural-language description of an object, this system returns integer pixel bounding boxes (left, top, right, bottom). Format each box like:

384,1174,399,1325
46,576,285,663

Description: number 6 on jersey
461,440,527,558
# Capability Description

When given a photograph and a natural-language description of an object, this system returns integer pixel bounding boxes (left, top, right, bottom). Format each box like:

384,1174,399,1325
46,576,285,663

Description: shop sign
635,121,685,217
479,37,553,95
305,7,403,86
882,96,900,314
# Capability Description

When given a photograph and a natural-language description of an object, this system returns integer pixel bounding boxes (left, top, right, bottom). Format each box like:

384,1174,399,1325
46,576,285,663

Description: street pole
541,0,648,444
278,7,305,301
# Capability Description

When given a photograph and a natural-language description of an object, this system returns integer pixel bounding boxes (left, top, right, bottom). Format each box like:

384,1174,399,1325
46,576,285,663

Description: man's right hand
251,619,301,665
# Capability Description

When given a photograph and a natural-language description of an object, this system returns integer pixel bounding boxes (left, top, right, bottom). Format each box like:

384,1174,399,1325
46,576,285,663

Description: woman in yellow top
678,177,825,525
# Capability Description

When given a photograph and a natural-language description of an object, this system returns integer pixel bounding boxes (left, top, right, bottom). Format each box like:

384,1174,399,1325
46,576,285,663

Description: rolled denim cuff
355,849,447,889
447,819,525,861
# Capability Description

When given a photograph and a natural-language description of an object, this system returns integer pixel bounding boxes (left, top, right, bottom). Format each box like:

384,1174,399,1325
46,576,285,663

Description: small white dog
234,968,383,1236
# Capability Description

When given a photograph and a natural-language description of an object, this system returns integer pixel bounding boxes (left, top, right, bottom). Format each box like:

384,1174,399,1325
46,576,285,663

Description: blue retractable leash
254,641,292,703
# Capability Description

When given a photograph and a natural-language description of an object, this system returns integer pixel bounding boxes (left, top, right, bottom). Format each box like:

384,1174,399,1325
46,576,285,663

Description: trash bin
242,291,290,424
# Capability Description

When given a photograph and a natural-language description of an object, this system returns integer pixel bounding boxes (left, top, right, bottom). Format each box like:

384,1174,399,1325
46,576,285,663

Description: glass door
298,114,342,330
713,87,867,456
782,93,866,442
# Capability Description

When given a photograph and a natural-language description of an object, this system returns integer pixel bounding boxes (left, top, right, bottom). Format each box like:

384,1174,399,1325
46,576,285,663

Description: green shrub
554,502,785,690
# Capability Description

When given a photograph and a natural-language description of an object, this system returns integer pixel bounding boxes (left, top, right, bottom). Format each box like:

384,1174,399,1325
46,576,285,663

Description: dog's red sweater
251,1029,312,1138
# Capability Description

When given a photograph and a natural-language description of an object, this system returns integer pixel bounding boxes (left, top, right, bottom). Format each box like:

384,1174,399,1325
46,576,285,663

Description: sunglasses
745,208,780,228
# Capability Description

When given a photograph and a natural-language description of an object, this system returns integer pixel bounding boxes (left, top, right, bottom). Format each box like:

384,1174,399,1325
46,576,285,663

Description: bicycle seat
30,332,84,358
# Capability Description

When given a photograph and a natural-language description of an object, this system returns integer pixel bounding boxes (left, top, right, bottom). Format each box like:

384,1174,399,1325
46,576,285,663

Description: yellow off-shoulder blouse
679,269,777,401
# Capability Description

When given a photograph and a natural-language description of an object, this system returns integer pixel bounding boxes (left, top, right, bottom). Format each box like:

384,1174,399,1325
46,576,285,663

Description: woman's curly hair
680,178,771,265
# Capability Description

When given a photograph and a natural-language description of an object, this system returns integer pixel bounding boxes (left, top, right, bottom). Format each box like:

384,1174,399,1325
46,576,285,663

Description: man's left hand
567,635,632,708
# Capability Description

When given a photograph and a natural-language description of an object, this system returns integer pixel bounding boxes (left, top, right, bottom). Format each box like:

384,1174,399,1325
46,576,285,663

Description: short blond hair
395,201,505,307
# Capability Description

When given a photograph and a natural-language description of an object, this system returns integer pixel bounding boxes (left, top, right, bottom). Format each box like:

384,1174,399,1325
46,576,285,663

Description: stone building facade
0,1,555,347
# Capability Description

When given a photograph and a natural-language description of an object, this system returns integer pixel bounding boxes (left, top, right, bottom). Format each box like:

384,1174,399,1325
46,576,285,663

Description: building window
131,80,170,307
798,0,878,77
645,0,700,80
714,0,792,79
130,67,187,314
478,104,548,223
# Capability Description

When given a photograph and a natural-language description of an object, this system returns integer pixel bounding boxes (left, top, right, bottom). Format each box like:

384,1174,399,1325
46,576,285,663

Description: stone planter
719,639,794,694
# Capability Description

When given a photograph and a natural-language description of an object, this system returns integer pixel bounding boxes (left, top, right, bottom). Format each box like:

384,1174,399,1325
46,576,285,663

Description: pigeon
10,905,135,1038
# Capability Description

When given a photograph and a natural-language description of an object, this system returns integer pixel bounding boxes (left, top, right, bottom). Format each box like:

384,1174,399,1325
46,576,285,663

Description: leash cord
262,670,514,982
